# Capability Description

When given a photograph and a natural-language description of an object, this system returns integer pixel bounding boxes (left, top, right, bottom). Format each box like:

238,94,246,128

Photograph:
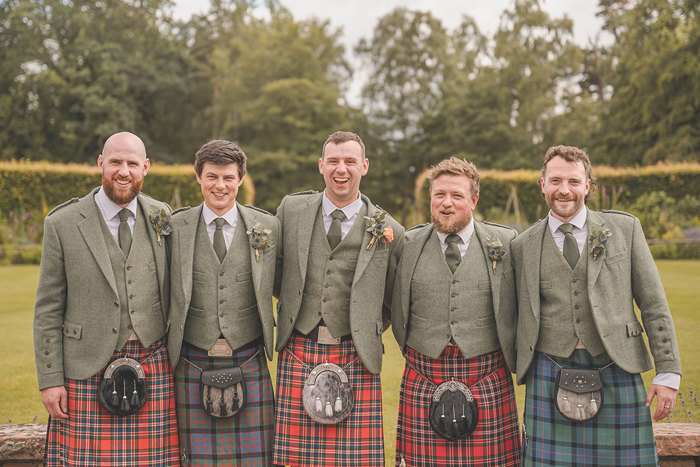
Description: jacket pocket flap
62,322,82,340
626,319,644,337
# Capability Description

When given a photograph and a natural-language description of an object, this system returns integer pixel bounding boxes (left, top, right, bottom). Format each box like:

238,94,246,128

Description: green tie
213,217,227,262
327,209,347,250
445,233,462,273
118,208,132,256
559,223,579,268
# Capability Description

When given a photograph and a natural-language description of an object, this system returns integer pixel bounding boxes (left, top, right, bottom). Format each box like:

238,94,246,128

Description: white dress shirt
202,203,238,249
94,187,138,243
321,191,363,240
435,219,474,257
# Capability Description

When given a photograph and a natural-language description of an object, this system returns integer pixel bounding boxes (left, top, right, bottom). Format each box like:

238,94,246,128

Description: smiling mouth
333,177,349,185
212,192,228,199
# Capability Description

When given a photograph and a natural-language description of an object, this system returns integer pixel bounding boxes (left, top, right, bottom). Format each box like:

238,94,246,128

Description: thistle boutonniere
148,209,172,246
364,210,394,250
589,228,612,261
246,223,272,262
486,238,506,273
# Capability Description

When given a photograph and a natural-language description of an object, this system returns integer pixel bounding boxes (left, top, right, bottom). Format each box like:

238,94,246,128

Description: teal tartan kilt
175,343,275,466
522,350,658,466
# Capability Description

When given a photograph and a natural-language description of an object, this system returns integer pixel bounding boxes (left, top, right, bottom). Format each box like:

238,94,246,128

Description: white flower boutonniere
589,228,612,261
246,223,272,262
486,237,506,273
148,209,172,246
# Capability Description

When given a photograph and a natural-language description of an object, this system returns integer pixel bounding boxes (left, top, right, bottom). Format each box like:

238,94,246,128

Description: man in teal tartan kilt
511,145,682,466
167,140,279,465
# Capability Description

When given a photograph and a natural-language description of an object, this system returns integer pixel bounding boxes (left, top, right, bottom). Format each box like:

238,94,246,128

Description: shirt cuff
652,372,681,390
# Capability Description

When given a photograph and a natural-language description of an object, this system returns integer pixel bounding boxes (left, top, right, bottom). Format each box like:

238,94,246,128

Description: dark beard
103,176,142,206
431,212,470,234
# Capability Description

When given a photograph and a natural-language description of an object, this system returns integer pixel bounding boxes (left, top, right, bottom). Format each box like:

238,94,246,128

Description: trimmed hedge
0,161,253,215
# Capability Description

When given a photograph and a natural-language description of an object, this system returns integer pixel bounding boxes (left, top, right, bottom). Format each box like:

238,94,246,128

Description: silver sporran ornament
302,362,354,424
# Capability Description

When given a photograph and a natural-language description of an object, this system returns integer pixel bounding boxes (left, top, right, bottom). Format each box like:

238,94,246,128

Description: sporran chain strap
182,346,262,373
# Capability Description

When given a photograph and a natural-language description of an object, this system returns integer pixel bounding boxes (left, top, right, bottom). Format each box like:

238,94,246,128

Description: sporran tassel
130,380,139,406
111,381,119,406
206,388,214,415
219,387,227,417
334,395,343,413
232,389,239,411
120,381,130,412
315,396,322,413
325,400,333,417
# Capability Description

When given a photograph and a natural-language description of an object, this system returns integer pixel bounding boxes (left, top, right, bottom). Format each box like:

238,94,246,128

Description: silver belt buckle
317,326,341,345
208,338,233,357
127,330,139,341
575,340,587,350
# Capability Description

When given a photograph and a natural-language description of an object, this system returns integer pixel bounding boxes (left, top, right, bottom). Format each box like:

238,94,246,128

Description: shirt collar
95,186,138,220
548,205,588,233
322,191,363,219
202,203,238,227
435,218,474,246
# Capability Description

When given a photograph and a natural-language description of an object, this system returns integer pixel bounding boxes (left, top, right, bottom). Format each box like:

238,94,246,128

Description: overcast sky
172,1,607,104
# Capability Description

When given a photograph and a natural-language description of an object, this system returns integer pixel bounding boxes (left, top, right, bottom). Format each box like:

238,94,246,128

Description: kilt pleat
174,344,275,466
522,350,658,466
396,346,520,467
273,333,384,467
45,338,180,466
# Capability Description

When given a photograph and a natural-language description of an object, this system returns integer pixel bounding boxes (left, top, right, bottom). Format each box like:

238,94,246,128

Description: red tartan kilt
273,333,384,467
396,346,521,467
45,338,179,466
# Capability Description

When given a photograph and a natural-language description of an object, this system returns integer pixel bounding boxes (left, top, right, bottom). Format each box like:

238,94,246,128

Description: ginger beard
430,174,478,234
103,174,143,206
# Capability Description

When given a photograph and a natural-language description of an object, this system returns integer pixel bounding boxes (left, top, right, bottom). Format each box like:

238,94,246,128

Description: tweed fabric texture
395,346,520,467
45,338,179,466
175,343,274,466
273,333,384,467
522,350,658,466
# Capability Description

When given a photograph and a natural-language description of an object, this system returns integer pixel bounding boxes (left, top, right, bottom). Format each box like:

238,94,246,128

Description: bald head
102,132,147,160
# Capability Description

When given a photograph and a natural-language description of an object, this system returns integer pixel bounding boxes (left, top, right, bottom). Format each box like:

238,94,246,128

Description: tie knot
214,217,226,230
331,209,347,221
558,223,574,235
118,208,131,222
446,233,460,245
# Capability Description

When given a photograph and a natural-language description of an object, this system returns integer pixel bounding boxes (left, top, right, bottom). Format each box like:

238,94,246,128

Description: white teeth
334,178,349,182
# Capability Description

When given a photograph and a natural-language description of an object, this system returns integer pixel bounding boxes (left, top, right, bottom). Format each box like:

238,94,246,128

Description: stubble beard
547,193,583,221
103,175,143,206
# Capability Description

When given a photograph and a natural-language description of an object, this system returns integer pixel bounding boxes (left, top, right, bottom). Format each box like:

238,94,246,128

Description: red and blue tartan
395,346,520,467
44,338,179,466
273,333,384,467
174,343,275,466
522,350,658,466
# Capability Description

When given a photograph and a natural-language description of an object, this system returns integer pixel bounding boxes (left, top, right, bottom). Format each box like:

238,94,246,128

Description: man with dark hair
167,139,279,465
512,145,682,465
388,157,520,466
34,132,179,465
272,131,404,467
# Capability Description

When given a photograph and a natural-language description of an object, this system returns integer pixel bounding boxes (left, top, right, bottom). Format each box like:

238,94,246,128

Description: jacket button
129,294,134,299
322,298,329,303
329,255,334,260
452,280,458,284
665,350,671,354
290,317,294,323
114,301,119,307
130,310,135,314
574,305,579,310
219,299,225,304
112,328,118,333
219,285,225,289
45,338,50,343
127,280,132,284
450,321,456,325
571,278,577,283
219,313,224,317
663,338,669,343
576,318,581,324
73,330,77,335
219,271,225,276
326,269,332,274
658,326,664,331
530,345,533,351
44,350,49,355
126,265,132,270
47,363,52,368
574,291,579,295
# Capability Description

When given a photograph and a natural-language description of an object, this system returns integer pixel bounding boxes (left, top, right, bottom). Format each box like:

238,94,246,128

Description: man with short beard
511,145,681,465
34,132,179,466
387,157,520,466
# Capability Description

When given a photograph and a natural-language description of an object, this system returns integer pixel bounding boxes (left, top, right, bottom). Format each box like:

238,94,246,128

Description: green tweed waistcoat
295,203,368,337
536,228,605,357
406,230,499,359
184,213,261,351
99,204,162,351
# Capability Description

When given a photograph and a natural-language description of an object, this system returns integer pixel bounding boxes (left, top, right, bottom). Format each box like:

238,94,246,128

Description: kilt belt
396,346,521,467
44,337,179,467
522,350,658,466
273,333,384,467
175,342,274,466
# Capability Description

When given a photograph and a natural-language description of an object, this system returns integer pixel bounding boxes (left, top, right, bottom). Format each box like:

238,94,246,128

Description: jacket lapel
178,205,201,305
78,190,119,297
474,223,502,315
586,209,605,291
399,225,433,325
296,195,321,283
138,194,169,300
237,204,264,301
523,219,547,321
352,196,378,286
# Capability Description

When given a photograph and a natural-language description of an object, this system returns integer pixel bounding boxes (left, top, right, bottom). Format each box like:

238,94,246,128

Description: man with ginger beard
511,145,681,465
387,157,520,466
34,132,179,466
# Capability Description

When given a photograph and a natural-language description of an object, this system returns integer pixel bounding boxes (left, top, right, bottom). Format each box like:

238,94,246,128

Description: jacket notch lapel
524,222,546,320
238,205,264,300
474,224,502,313
179,206,200,304
296,197,320,282
399,226,433,325
139,195,168,300
586,210,606,290
78,198,119,297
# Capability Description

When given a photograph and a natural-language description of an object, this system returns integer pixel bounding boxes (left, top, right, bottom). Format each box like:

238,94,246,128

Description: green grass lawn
3,261,699,464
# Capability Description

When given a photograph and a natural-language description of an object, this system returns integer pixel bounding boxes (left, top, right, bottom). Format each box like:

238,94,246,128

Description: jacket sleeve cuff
652,372,681,389
38,373,65,391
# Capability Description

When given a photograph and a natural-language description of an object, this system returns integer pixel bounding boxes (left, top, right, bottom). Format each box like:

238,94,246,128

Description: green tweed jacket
167,203,279,365
388,222,518,372
511,209,682,384
273,192,405,374
33,188,170,390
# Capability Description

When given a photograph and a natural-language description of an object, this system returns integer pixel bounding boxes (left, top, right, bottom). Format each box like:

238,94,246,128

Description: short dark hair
322,131,365,159
427,157,480,198
194,140,247,179
542,145,597,201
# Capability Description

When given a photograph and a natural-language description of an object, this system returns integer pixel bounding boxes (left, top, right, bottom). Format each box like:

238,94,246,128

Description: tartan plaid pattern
522,350,659,466
45,338,179,466
395,346,520,467
174,343,275,466
273,333,384,467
